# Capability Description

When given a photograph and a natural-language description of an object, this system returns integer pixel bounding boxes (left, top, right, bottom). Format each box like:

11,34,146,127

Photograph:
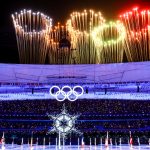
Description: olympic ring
91,21,126,47
49,85,84,101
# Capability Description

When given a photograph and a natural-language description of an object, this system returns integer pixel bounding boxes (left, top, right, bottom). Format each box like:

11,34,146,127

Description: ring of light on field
91,21,126,47
49,85,84,101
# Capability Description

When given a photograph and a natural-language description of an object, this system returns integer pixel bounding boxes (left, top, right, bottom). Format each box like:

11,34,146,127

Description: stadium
0,62,150,149
1,1,150,150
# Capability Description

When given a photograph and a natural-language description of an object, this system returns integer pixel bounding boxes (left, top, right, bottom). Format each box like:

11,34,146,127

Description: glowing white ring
68,91,78,102
49,86,60,96
61,86,72,97
73,86,84,96
50,86,65,102
56,90,66,102
68,86,84,102
49,85,84,101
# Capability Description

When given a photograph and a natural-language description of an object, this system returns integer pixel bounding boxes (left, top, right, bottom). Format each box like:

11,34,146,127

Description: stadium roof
0,61,150,100
0,61,150,84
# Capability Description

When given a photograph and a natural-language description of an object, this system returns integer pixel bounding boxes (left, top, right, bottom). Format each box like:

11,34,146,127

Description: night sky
0,0,150,63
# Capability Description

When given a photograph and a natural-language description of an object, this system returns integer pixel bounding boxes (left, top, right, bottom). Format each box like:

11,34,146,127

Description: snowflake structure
47,106,81,137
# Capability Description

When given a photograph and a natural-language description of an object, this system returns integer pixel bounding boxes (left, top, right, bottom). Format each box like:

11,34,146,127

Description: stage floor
1,145,150,150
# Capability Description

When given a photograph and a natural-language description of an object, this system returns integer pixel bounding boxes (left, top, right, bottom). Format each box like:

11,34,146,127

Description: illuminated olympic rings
91,21,126,47
49,85,84,101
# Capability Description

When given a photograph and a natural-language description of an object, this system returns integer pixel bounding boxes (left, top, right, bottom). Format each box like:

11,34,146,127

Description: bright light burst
120,7,150,62
91,21,126,63
12,9,52,64
12,7,150,64
67,9,105,64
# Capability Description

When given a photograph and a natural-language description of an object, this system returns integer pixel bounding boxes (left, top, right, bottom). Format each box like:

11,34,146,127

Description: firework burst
67,9,105,64
92,21,126,63
120,7,150,62
48,22,74,64
12,9,52,64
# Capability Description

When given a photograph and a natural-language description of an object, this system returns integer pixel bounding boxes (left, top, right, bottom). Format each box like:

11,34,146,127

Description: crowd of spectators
0,99,149,144
0,99,150,114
